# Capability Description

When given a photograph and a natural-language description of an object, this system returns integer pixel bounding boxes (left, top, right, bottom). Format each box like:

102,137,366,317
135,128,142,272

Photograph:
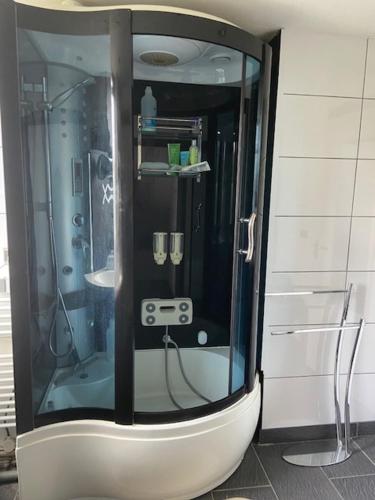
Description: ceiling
23,30,256,84
15,0,375,39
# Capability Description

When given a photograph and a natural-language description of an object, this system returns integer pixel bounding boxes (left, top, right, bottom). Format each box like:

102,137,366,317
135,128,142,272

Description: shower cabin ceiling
25,31,256,84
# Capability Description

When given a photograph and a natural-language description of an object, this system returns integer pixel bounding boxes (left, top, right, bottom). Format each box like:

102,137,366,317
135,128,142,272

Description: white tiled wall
261,29,375,429
0,120,11,340
0,122,13,442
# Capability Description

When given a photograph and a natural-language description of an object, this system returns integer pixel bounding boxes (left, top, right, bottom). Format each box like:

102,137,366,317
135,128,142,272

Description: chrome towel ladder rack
265,284,365,467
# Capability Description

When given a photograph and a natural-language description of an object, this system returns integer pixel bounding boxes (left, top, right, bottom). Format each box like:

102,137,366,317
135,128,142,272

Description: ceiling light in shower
210,53,232,64
134,35,209,66
140,51,179,66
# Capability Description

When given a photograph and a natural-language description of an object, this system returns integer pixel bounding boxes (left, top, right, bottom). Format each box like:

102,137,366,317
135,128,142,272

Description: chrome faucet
72,235,90,260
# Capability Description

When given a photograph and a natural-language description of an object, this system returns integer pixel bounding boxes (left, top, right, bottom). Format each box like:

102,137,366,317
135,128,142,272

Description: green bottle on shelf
189,139,199,165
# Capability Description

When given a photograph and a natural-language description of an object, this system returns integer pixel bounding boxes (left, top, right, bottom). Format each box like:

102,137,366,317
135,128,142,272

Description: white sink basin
85,269,115,288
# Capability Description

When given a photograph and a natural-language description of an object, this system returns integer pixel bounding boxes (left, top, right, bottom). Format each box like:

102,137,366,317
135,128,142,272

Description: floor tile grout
353,436,375,468
318,464,347,499
327,477,346,500
251,444,281,500
214,484,272,492
329,471,375,480
320,464,330,481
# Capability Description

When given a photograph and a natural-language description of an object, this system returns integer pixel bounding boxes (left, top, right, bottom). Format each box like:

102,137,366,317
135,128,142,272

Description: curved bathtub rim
18,374,260,446
16,376,260,500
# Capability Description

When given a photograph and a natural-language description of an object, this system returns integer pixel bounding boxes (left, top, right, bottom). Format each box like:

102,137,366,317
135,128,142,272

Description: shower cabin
0,2,270,499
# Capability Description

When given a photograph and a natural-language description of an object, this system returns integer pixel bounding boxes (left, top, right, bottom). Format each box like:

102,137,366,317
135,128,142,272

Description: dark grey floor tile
215,446,269,490
0,483,17,500
322,440,375,478
193,494,213,499
260,423,357,444
355,435,375,463
254,443,341,500
357,421,375,436
332,475,375,499
213,486,277,500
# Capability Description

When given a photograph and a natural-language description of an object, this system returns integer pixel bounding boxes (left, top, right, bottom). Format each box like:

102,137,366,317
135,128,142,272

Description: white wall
261,29,375,429
0,122,14,443
0,123,12,353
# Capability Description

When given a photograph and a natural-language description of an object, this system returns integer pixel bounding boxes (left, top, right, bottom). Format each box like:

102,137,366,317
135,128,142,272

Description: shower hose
163,325,212,410
41,104,76,360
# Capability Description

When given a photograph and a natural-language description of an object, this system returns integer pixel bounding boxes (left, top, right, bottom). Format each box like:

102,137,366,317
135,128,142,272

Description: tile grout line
318,464,345,500
282,93,375,102
274,215,353,218
319,465,344,500
214,484,272,492
263,372,375,380
270,269,375,273
278,156,375,160
271,270,349,273
344,38,369,293
279,156,359,160
283,93,367,100
328,472,375,481
274,215,375,219
327,477,346,500
352,437,375,468
251,444,281,500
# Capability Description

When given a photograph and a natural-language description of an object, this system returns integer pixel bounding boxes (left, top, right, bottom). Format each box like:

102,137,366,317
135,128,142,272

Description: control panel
141,298,193,327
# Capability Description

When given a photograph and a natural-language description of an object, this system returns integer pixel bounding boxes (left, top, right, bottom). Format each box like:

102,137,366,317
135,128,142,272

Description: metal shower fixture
40,76,96,111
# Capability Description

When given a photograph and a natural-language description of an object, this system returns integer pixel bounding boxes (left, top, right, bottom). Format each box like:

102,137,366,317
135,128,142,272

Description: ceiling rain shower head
140,51,179,66
134,36,209,67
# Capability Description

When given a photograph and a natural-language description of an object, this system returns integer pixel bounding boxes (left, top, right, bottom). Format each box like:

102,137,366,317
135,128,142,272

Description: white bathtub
17,348,261,500
40,348,231,413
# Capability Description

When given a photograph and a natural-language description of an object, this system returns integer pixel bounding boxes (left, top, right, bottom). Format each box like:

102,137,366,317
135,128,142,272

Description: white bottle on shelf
141,86,157,131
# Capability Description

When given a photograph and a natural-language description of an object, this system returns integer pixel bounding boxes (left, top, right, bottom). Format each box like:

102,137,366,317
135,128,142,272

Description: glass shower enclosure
0,3,270,433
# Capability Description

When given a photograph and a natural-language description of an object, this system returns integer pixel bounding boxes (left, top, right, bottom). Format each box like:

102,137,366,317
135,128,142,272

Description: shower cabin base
16,375,260,500
40,347,233,413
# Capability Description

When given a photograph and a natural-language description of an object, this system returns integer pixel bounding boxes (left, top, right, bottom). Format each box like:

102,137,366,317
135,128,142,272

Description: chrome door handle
238,212,256,263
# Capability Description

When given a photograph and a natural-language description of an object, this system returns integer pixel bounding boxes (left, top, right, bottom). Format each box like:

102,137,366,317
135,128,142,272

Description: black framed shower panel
0,1,271,433
0,0,34,436
248,43,272,390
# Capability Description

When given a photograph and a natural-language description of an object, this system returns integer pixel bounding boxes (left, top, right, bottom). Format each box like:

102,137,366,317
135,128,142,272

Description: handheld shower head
41,75,96,111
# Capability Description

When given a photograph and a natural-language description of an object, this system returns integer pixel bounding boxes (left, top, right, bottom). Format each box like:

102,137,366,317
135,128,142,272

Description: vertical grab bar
344,317,365,453
333,284,352,449
238,212,256,263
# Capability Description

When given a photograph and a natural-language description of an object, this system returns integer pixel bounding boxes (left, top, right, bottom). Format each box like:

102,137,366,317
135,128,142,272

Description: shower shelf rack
137,115,204,180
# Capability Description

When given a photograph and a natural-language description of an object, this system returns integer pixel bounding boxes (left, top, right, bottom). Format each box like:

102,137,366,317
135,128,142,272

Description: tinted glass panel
231,56,261,392
17,29,115,414
132,35,243,412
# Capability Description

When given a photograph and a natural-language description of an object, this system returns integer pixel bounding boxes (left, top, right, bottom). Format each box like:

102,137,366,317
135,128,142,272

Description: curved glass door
231,56,261,393
17,26,116,415
132,34,259,413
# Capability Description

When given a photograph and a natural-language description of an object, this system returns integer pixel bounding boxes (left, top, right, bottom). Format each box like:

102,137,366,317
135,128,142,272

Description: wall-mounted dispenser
153,232,168,265
170,232,184,265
